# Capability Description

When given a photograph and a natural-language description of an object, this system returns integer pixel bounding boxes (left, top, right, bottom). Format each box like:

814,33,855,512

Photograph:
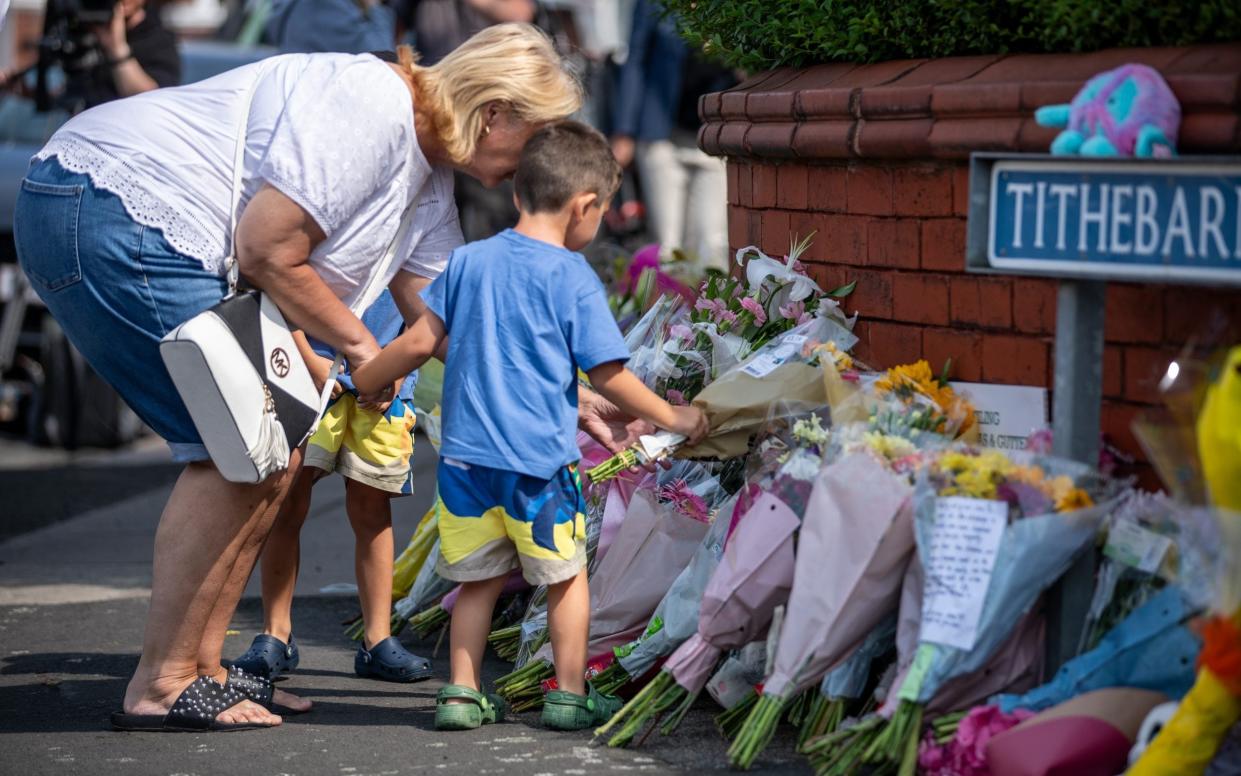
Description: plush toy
1035,63,1180,157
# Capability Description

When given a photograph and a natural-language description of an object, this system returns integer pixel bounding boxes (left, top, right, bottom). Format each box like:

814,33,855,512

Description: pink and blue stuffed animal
1035,64,1181,157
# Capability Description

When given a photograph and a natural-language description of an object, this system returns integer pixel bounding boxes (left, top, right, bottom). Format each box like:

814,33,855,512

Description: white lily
735,234,822,303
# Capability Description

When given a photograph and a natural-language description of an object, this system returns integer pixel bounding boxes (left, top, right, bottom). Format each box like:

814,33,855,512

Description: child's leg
344,478,397,648
258,466,319,641
546,568,590,696
447,574,510,696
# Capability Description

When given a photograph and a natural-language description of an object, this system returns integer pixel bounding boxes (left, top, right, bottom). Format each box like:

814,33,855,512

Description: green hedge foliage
661,0,1241,71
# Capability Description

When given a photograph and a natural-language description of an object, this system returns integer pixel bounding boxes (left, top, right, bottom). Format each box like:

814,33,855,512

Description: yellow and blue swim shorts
434,459,587,585
304,394,417,495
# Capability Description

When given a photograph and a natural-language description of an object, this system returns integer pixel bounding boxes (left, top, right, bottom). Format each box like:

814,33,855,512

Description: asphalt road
0,435,811,776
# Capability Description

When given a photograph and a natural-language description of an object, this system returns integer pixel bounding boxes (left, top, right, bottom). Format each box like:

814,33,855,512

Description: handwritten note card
920,497,1008,651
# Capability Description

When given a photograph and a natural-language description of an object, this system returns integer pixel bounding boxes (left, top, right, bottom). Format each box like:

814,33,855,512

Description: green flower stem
897,704,924,776
659,687,699,736
715,689,759,740
409,604,450,639
727,694,788,769
585,449,639,483
598,670,674,746
590,662,632,696
494,659,553,703
797,695,844,751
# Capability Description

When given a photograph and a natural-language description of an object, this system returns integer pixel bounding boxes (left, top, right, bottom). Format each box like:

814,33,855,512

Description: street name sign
969,154,1241,287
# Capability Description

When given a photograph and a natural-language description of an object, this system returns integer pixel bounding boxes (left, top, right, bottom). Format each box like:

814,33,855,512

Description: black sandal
226,665,310,716
111,675,273,732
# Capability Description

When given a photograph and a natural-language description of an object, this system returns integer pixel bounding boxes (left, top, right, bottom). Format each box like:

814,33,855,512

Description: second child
353,120,708,731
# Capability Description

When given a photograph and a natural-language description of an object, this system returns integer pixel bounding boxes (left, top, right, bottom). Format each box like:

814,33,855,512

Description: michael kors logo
270,347,290,378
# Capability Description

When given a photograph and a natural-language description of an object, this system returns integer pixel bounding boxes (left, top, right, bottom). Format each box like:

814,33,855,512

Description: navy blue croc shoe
230,634,299,681
355,636,433,683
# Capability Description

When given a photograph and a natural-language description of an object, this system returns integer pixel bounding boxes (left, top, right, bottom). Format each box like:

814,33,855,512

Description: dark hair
513,120,622,214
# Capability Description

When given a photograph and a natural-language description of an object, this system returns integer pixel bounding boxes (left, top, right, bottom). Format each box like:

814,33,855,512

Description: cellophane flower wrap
810,449,1115,776
726,451,918,769
596,409,835,746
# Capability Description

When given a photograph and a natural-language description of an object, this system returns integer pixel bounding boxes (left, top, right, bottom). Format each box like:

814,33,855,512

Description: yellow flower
1049,475,1094,511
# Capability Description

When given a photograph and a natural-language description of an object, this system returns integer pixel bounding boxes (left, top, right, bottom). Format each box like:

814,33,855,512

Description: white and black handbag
159,68,417,484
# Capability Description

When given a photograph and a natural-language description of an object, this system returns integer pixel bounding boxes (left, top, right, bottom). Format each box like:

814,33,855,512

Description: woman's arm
586,361,708,445
353,310,447,395
236,185,381,369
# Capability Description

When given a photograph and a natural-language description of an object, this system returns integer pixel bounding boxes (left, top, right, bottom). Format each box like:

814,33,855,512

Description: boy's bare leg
547,568,589,696
258,467,319,642
196,450,313,713
447,574,510,697
344,479,396,648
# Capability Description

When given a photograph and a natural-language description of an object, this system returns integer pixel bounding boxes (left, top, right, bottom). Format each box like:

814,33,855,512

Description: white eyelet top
35,52,462,305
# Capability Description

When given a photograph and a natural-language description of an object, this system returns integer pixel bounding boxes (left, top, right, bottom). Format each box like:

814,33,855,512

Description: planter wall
702,43,1241,482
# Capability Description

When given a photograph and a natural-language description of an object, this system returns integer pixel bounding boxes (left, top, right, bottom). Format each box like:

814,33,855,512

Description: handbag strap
223,61,422,411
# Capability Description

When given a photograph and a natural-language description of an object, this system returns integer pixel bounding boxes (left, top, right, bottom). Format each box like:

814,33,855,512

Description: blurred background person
91,0,181,105
610,0,734,271
265,0,396,54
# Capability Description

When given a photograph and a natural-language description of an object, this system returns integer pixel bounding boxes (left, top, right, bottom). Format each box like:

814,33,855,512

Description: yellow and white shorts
434,460,586,585
304,394,417,495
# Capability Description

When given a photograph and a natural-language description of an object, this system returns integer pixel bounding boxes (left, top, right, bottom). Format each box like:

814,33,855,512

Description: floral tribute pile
373,237,1239,776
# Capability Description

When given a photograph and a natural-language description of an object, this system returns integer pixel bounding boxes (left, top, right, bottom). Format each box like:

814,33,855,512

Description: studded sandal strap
226,665,275,710
165,675,250,730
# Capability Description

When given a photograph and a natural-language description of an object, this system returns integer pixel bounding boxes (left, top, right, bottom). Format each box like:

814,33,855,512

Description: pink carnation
918,705,1034,776
695,297,727,317
666,389,686,406
740,296,767,326
716,310,738,327
669,323,693,342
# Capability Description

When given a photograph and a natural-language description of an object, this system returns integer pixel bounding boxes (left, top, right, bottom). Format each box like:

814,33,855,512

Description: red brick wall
726,158,1241,482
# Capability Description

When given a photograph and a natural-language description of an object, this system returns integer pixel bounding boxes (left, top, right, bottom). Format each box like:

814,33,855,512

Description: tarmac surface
0,433,811,776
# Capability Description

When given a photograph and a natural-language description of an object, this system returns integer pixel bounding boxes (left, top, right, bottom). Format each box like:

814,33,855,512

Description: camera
34,0,120,113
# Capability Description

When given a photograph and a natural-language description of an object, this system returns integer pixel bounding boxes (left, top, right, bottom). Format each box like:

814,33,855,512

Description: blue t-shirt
423,229,631,479
311,290,417,401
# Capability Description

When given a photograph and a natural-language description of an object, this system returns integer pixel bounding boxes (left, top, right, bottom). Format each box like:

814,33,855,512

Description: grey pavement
0,434,810,775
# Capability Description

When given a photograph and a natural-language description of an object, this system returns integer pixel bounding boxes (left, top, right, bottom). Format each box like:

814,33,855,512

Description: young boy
353,121,708,731
231,289,435,685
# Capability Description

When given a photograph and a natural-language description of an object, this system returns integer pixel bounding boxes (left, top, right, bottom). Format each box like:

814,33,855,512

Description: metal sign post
966,152,1241,672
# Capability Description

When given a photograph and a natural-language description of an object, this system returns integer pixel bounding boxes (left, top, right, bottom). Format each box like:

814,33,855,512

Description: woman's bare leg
196,450,313,713
122,455,299,726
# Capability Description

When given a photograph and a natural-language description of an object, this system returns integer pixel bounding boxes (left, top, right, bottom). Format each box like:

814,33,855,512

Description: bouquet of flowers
598,488,801,747
587,403,830,706
806,449,1114,776
587,237,857,482
726,451,917,769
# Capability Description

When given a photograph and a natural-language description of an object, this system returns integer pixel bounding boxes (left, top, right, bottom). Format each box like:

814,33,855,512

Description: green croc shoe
541,685,623,731
434,684,505,731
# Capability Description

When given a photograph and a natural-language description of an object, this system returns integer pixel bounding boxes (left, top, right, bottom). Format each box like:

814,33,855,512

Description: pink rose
740,296,767,326
666,389,686,406
669,323,693,341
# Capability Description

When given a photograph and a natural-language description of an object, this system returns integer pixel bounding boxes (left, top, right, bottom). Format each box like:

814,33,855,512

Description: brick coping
699,43,1241,160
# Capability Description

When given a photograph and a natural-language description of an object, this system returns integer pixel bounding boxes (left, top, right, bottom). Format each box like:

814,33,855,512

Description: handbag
159,66,419,484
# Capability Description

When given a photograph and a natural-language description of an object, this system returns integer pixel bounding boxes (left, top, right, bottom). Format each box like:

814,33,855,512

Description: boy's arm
352,310,447,396
389,269,450,361
586,361,708,445
292,330,341,397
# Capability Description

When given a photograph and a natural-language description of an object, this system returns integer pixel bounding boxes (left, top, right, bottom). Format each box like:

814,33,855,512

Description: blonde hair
399,24,583,165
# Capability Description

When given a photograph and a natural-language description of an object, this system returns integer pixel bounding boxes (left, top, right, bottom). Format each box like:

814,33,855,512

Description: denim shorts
15,157,227,462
